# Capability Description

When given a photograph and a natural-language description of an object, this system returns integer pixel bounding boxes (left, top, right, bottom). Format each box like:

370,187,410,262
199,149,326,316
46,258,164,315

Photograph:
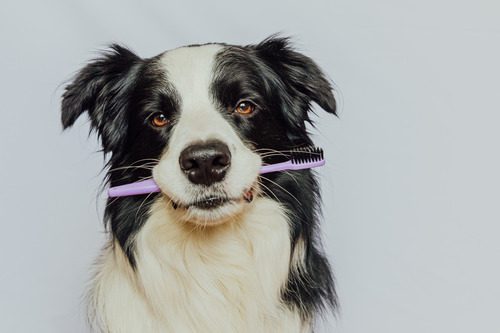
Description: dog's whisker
254,148,285,153
134,192,157,223
107,173,153,187
127,158,160,165
107,195,122,207
108,165,156,173
258,150,323,159
260,175,302,206
137,176,154,182
257,180,280,203
259,153,291,160
282,170,301,187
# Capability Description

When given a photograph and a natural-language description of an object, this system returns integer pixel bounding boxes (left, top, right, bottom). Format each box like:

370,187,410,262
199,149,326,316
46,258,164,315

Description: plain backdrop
1,0,499,332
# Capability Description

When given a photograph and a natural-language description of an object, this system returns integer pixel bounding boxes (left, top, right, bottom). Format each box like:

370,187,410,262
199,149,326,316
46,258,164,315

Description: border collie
62,36,337,332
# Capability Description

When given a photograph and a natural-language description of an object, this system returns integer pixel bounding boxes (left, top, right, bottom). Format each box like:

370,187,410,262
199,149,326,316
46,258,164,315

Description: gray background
1,0,499,332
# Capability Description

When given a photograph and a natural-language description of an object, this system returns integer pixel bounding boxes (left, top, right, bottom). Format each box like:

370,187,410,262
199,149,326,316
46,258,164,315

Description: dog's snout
179,140,231,186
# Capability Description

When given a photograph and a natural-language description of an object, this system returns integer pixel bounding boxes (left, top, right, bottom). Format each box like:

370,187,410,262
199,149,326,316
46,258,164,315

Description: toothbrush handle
108,161,297,197
259,159,325,174
107,159,326,197
108,179,160,197
259,161,294,174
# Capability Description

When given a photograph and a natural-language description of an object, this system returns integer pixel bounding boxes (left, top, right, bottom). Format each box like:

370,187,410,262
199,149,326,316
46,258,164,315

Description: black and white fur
62,36,337,332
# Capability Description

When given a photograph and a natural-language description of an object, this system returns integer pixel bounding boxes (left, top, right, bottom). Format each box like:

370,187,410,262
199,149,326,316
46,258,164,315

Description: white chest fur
88,197,308,333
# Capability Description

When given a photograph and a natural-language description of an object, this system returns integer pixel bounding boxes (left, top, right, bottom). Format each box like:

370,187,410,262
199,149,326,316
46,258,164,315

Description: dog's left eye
234,101,256,115
150,112,169,128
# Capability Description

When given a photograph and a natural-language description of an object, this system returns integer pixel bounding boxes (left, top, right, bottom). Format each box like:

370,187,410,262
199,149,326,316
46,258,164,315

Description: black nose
179,140,231,186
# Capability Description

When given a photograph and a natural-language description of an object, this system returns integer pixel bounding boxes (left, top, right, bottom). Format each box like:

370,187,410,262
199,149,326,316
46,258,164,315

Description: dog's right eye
150,112,169,128
234,101,256,115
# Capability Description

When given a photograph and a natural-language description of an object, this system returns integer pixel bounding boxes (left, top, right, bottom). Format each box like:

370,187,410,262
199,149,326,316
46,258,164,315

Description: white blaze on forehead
159,43,234,145
160,44,223,115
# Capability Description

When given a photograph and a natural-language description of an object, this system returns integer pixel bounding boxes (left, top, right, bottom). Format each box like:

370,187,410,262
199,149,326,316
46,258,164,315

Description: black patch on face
212,36,338,318
61,45,180,266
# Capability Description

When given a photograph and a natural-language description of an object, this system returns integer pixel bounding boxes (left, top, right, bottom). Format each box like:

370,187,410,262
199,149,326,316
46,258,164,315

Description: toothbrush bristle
290,146,324,164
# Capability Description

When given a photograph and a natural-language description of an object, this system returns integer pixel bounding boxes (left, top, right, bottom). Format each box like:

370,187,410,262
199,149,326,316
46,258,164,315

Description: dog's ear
61,45,140,153
254,36,336,125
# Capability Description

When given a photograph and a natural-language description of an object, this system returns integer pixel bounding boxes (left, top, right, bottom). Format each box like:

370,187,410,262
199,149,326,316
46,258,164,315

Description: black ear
61,44,141,153
254,36,336,124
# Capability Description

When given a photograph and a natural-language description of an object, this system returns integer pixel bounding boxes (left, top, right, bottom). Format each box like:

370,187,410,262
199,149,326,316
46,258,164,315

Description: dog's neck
90,196,309,332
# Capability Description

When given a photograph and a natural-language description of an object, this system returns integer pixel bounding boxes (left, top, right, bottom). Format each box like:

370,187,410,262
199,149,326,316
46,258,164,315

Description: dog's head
62,37,336,226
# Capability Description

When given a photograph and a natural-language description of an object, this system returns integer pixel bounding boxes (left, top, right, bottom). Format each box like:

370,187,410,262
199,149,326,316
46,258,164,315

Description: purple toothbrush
108,147,325,198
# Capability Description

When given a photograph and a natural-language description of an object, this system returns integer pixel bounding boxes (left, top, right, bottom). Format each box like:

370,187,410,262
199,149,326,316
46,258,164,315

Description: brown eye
150,112,169,127
235,101,255,115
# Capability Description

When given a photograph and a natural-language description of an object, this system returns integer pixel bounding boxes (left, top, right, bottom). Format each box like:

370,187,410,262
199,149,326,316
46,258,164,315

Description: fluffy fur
62,36,337,332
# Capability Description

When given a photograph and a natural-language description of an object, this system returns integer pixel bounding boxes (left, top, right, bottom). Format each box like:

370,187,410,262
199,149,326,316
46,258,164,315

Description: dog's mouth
171,188,254,211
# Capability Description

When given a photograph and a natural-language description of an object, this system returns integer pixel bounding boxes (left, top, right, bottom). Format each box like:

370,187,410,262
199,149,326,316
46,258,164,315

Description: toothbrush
108,146,325,198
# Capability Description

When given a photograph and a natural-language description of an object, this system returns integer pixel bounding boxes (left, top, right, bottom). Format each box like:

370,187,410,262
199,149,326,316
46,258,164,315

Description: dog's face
152,45,262,224
62,37,336,226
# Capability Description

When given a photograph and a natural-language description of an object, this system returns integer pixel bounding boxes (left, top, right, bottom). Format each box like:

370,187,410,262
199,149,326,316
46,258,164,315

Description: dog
61,36,337,332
